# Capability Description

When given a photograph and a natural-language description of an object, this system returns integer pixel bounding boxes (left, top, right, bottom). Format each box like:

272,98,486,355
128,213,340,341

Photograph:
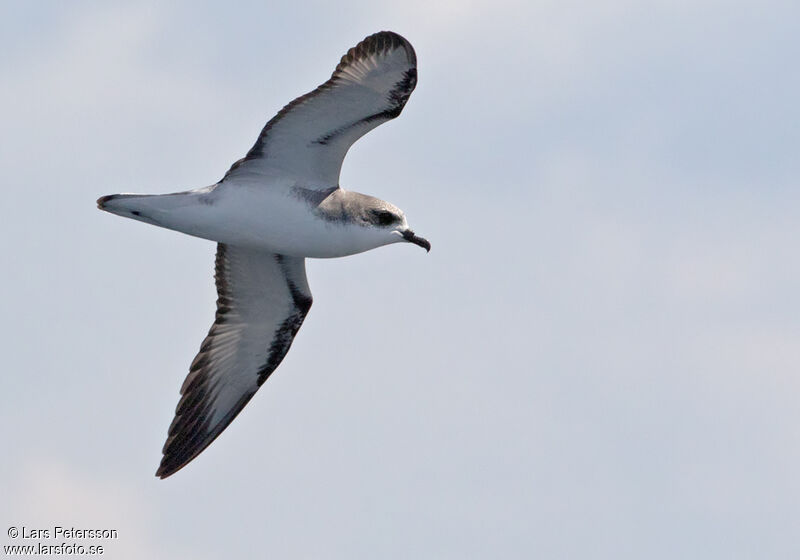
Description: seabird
97,31,428,478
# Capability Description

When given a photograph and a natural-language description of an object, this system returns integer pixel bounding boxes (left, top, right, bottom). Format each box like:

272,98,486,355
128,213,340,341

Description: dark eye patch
373,210,399,226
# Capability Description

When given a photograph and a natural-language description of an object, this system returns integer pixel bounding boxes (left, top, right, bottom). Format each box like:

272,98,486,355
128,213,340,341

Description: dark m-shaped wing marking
156,244,312,478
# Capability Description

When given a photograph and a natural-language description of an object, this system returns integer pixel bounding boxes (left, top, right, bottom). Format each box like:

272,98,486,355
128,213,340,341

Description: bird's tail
97,193,152,222
96,192,201,229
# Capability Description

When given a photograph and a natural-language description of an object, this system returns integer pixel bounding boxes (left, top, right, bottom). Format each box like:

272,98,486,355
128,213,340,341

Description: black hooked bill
402,230,431,252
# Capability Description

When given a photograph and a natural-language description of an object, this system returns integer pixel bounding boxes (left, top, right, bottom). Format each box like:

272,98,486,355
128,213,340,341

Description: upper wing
156,244,312,478
222,31,417,187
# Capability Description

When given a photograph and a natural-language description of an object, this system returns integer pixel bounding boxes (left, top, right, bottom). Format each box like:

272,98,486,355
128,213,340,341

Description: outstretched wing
157,244,312,478
222,30,417,187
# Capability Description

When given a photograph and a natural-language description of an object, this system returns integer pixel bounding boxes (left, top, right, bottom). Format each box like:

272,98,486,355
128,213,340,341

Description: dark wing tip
154,339,249,479
336,30,417,72
155,388,256,479
333,30,418,122
221,30,417,182
156,460,177,479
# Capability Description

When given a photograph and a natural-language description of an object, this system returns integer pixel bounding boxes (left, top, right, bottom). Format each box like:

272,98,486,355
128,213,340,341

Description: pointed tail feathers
97,193,152,219
96,192,197,228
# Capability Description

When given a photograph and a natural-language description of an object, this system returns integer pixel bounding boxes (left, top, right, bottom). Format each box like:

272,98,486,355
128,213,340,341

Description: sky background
2,1,800,558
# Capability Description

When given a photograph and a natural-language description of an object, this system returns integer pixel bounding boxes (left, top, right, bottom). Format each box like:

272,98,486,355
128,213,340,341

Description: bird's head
366,204,430,252
360,199,430,252
315,190,430,254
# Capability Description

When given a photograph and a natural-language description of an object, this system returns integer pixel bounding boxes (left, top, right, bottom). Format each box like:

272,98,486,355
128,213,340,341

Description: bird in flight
97,31,428,478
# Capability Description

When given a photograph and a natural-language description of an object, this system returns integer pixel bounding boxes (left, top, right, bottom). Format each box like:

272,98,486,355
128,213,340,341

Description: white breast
145,182,388,258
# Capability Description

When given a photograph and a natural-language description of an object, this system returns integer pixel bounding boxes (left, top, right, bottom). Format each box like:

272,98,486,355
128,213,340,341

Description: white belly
125,183,383,258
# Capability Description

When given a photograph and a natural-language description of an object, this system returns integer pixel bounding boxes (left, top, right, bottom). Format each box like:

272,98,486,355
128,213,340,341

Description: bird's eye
375,210,398,226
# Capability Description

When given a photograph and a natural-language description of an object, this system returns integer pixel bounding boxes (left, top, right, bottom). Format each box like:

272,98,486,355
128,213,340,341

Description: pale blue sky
2,1,800,558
